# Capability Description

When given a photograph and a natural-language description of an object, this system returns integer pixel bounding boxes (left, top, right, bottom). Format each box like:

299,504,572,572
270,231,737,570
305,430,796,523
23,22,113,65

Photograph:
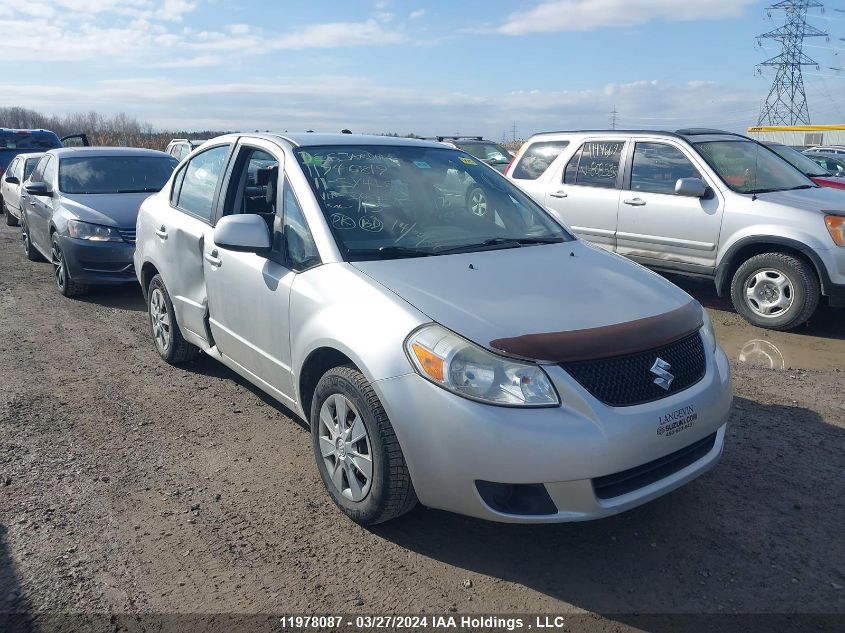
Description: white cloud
410,9,425,20
498,0,757,35
272,19,403,49
0,75,765,137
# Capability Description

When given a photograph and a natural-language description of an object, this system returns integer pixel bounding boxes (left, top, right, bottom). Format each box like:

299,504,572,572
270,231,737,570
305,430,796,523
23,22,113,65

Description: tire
147,274,199,364
51,234,89,297
4,203,18,227
466,186,488,217
730,252,820,331
21,216,44,262
310,366,417,525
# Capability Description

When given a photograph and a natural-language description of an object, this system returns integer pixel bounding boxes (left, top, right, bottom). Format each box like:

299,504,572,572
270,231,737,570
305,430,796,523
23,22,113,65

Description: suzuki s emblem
650,357,675,391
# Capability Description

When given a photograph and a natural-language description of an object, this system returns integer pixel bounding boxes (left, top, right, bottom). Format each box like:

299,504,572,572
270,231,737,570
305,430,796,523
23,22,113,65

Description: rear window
511,141,569,180
0,131,62,150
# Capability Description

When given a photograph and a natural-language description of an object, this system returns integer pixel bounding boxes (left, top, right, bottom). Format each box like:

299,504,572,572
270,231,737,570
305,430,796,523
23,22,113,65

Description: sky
1,0,844,138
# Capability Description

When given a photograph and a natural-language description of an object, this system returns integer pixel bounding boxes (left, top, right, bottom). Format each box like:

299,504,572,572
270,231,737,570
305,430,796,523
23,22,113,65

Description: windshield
766,144,829,177
455,141,512,165
695,140,815,194
295,145,571,260
58,155,178,194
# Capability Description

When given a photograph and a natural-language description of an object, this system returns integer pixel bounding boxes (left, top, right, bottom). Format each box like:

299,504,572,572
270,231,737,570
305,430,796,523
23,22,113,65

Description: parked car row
2,125,841,528
4,130,735,528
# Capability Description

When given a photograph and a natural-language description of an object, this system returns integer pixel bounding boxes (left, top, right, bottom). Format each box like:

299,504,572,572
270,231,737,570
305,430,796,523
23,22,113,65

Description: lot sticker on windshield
459,157,477,165
413,160,431,169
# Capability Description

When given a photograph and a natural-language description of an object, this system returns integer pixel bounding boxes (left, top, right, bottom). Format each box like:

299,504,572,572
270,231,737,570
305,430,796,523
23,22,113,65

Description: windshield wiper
115,188,160,193
348,245,435,260
438,236,566,255
786,184,815,190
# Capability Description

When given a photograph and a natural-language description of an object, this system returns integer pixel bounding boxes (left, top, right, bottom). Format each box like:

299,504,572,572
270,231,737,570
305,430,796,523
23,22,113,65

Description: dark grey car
21,147,177,297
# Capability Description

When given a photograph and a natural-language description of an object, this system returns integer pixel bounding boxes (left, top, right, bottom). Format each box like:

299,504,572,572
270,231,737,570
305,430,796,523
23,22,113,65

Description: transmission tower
756,1,828,125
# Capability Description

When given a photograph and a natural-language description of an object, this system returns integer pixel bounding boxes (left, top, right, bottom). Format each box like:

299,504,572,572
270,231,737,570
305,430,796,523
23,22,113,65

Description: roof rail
436,136,484,142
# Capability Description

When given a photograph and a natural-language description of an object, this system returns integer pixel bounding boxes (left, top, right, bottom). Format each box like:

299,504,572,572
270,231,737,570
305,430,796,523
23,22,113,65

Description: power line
756,1,829,125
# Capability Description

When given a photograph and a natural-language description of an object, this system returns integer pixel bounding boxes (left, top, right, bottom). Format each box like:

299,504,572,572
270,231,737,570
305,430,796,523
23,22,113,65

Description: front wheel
730,252,820,331
147,274,199,364
311,366,417,525
21,217,43,262
51,235,89,297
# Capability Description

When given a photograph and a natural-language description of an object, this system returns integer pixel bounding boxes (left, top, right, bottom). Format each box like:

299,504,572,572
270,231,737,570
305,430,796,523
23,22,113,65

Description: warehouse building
747,124,845,149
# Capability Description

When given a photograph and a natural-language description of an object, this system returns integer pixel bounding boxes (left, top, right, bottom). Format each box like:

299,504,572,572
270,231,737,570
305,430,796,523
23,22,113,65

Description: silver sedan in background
134,134,732,525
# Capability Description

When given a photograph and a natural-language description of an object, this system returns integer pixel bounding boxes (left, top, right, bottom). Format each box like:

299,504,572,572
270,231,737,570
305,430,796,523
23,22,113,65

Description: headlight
67,220,123,242
701,309,717,354
405,323,559,407
824,214,844,247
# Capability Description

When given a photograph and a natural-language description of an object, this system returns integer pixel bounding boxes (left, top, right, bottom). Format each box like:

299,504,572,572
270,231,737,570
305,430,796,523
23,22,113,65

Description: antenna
511,120,518,143
611,105,618,130
756,1,828,125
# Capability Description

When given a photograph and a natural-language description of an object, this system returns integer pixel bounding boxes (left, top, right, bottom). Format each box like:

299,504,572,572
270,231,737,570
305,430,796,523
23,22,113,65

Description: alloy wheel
51,242,66,291
744,269,794,318
149,288,172,353
318,393,373,502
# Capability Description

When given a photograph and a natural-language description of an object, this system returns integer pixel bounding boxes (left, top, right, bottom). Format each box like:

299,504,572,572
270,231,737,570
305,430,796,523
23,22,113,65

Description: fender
714,235,835,296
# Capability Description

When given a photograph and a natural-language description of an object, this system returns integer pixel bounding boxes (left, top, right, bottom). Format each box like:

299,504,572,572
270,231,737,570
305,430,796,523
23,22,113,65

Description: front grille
118,229,136,244
593,432,718,500
560,332,706,407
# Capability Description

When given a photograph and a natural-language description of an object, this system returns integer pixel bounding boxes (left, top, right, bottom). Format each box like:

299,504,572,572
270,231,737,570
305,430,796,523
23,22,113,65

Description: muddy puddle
664,273,845,371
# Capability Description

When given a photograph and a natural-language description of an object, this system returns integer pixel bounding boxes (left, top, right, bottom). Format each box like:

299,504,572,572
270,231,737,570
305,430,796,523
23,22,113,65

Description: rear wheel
4,202,18,227
730,252,820,331
310,366,417,525
147,274,199,364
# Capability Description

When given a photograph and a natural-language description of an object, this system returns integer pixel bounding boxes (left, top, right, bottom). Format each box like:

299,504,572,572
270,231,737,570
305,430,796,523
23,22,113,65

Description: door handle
549,190,568,198
204,250,222,267
155,226,168,239
623,198,646,207
28,198,36,206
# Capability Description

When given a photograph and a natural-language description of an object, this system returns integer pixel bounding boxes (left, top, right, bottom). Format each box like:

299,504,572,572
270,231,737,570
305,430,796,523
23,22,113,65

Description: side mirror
675,177,707,198
4,176,19,185
214,214,271,254
25,181,52,197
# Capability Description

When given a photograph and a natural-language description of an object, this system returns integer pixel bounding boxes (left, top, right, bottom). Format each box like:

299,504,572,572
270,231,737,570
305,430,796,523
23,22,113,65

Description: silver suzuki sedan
134,134,732,525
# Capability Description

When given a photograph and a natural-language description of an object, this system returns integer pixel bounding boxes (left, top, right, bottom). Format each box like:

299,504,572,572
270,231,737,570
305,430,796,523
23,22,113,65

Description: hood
59,192,155,228
811,176,845,191
753,185,845,212
351,241,700,361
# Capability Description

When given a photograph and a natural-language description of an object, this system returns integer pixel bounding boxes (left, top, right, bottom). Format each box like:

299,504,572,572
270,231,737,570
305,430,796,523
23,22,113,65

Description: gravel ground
0,221,843,632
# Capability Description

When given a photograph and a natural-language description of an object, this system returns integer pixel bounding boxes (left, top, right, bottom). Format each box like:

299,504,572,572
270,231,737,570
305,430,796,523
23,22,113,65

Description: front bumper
59,235,136,285
373,341,732,523
819,244,845,306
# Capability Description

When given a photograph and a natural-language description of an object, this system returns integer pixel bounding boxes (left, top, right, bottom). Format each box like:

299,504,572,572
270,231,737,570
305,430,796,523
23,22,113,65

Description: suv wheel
51,234,89,297
147,274,199,364
730,252,820,331
310,366,417,525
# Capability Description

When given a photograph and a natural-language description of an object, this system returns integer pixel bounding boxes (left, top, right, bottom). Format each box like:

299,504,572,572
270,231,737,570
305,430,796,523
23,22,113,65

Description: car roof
210,132,446,150
48,147,172,158
525,129,751,144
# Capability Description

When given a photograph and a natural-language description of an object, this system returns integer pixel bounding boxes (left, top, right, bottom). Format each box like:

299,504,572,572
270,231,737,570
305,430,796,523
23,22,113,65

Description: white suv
507,129,845,330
